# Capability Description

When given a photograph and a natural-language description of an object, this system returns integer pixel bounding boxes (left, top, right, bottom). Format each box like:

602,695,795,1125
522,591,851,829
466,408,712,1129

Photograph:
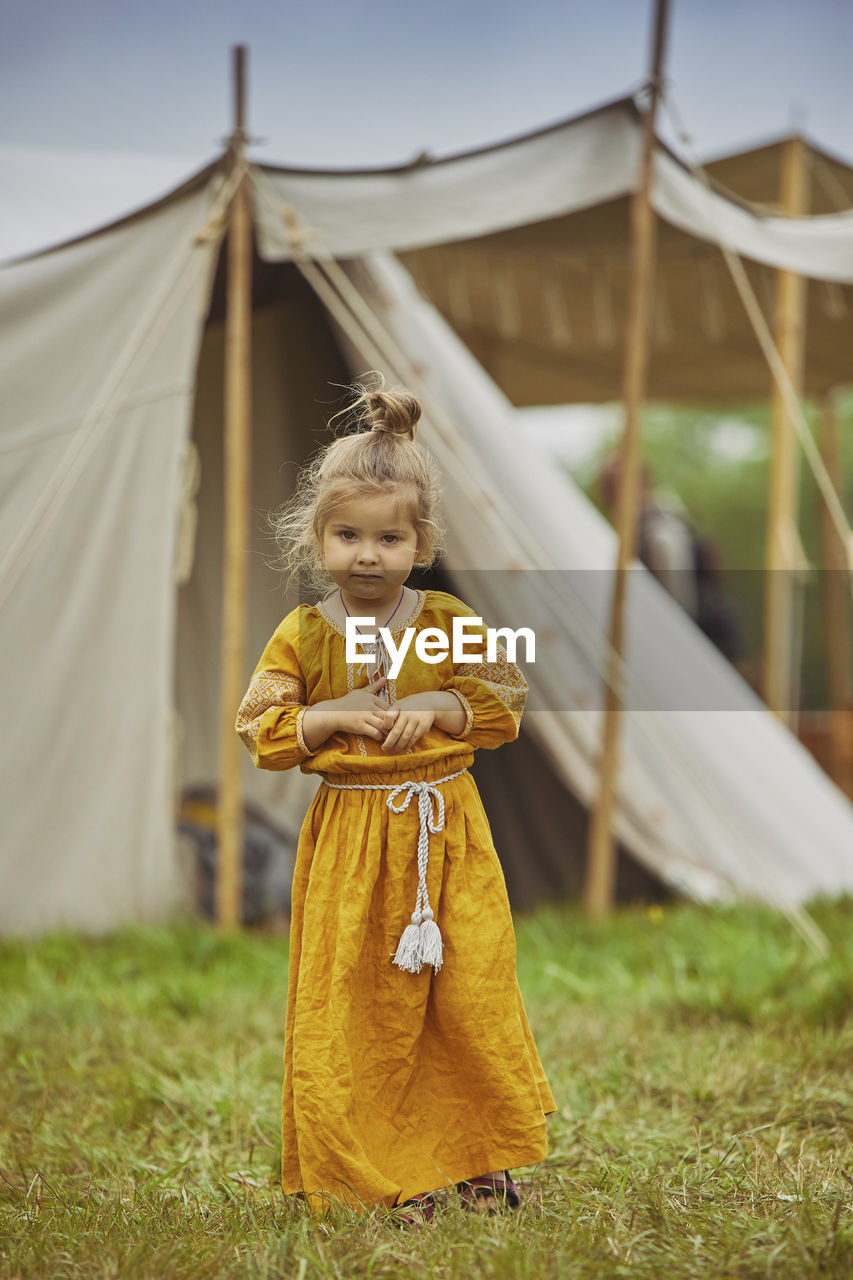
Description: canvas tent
2,94,853,938
392,111,853,404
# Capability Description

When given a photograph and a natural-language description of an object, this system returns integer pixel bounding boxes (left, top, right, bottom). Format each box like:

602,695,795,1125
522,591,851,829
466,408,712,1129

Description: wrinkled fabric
237,589,556,1210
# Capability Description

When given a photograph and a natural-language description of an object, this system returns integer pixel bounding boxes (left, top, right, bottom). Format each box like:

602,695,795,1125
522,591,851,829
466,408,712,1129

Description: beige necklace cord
353,635,392,699
339,585,407,700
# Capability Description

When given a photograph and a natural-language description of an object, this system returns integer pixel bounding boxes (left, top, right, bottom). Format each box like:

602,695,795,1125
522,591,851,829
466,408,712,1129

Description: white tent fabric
653,145,853,281
0,177,223,934
253,100,853,281
252,105,641,261
2,105,853,937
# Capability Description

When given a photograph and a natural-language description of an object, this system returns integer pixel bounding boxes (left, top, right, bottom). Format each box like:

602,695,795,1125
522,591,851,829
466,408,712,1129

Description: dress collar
314,588,426,639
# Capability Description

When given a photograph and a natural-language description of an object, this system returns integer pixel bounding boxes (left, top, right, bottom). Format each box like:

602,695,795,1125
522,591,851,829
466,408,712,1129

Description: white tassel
392,911,424,973
417,909,443,971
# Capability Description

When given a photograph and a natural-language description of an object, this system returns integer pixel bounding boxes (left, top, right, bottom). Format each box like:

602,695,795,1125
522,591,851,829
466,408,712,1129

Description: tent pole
216,45,253,932
818,390,852,796
761,135,809,721
583,0,670,918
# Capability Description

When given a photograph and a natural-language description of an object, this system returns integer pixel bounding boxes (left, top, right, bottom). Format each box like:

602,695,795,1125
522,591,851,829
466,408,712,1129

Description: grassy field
1,898,852,1279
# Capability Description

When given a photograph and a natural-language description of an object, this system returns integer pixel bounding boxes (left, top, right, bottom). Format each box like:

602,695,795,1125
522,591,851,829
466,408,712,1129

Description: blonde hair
272,376,443,595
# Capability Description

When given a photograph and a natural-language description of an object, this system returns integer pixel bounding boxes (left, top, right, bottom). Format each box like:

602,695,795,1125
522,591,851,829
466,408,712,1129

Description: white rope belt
323,768,467,974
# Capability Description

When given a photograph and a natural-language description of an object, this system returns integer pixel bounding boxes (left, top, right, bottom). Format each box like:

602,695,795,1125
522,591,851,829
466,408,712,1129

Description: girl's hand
334,675,390,741
301,675,389,750
380,692,437,754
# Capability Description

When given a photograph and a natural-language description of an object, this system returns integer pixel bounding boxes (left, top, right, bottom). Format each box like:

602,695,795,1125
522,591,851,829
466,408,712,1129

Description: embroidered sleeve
440,601,528,749
451,643,527,737
236,671,310,764
446,687,475,738
235,609,316,770
295,706,313,758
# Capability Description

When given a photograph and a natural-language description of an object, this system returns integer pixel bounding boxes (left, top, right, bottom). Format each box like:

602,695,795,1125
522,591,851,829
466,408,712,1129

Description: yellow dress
236,588,556,1210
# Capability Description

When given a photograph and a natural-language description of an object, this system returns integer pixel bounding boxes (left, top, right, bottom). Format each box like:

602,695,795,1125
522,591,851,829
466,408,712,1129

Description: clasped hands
300,675,465,754
337,675,440,753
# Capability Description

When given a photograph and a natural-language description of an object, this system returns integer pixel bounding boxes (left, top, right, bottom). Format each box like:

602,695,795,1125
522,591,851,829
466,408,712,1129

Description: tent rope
193,156,249,244
657,91,853,584
250,168,830,957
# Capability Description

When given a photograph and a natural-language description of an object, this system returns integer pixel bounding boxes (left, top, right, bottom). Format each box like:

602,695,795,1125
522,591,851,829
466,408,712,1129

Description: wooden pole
583,0,670,918
818,390,853,795
761,135,809,721
217,45,252,931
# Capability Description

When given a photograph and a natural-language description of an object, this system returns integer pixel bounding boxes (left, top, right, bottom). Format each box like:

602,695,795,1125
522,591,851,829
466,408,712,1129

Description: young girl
236,382,555,1220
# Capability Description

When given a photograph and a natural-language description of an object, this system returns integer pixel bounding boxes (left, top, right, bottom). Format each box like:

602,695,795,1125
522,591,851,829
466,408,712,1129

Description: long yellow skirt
281,758,556,1210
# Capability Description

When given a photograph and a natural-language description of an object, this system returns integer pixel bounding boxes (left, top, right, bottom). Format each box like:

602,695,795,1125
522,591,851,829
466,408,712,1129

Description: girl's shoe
456,1170,521,1214
389,1191,437,1228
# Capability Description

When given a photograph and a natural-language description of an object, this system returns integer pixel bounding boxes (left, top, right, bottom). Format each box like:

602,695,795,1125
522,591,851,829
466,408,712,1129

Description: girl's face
322,490,420,608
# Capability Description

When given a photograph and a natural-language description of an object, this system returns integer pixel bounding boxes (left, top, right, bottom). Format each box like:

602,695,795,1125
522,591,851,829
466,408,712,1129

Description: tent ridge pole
217,44,252,932
583,0,670,919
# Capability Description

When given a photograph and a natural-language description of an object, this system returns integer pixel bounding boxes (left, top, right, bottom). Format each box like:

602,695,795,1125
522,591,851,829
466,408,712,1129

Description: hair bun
364,387,421,441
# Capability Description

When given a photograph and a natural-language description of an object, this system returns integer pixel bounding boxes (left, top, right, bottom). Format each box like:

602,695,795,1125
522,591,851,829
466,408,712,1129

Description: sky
3,0,853,169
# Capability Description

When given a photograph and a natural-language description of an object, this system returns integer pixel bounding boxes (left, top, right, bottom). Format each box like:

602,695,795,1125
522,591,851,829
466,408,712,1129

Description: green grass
2,899,852,1278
